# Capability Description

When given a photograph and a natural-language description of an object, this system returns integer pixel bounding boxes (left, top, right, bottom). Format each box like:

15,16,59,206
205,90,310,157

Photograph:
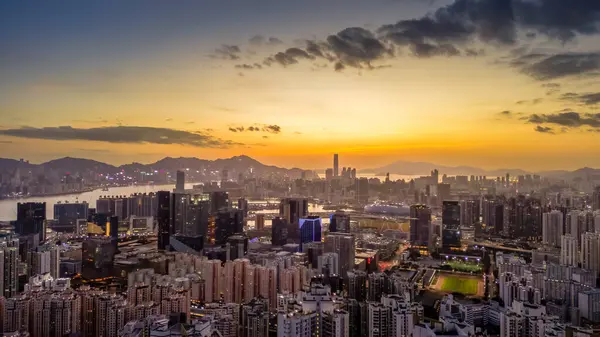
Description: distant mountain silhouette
0,155,312,179
362,160,530,177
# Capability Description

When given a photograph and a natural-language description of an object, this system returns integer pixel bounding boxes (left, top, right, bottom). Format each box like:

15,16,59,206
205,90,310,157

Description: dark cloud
500,110,512,116
235,63,263,70
516,98,543,105
213,45,242,60
263,125,281,134
165,118,173,122
534,126,555,134
247,0,600,72
560,92,600,105
264,47,316,67
526,112,600,128
0,126,241,148
249,35,283,46
228,124,282,134
516,52,600,80
334,62,345,71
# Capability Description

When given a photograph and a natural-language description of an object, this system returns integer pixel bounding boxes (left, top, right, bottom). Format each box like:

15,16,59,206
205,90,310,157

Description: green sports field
440,276,479,295
444,261,482,273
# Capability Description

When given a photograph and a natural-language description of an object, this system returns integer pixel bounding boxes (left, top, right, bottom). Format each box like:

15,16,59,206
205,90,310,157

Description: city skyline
2,1,600,170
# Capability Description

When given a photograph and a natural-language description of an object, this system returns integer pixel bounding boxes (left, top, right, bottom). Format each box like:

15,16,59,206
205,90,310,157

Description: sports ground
432,273,483,296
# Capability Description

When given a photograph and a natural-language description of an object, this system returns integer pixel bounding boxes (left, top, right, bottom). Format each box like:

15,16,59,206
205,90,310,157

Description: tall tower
333,154,339,177
156,191,172,250
175,170,185,192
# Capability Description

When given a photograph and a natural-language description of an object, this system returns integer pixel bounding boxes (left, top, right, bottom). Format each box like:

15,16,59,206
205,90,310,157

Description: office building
483,199,504,234
305,241,324,269
325,168,334,181
324,233,355,279
330,211,350,233
271,217,289,246
215,209,244,245
543,210,564,248
356,178,369,204
560,234,578,267
209,191,230,214
16,202,46,242
157,191,172,250
318,252,339,276
333,154,339,177
172,193,210,237
299,216,322,251
279,198,308,226
227,234,248,260
109,216,119,248
128,193,156,218
442,201,461,249
176,170,185,192
53,202,88,232
409,204,432,247
255,214,265,230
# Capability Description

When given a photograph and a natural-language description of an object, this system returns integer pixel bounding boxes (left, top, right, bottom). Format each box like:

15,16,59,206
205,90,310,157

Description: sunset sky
1,0,600,171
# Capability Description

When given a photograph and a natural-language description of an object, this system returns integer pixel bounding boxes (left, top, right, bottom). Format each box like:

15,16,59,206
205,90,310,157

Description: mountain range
0,155,312,179
1,156,599,182
362,160,600,181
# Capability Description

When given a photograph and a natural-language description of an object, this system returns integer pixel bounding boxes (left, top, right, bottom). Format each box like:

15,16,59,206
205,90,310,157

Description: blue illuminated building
299,216,322,251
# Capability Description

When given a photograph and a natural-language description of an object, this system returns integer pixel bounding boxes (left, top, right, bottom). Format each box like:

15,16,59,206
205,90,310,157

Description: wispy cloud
228,124,282,134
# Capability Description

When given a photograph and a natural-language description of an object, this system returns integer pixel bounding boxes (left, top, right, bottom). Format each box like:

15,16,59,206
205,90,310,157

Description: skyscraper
53,202,88,231
560,234,578,267
299,216,322,251
215,209,244,245
543,210,563,248
409,204,431,247
109,216,119,248
172,193,210,237
593,186,600,211
209,191,230,214
333,154,339,177
156,191,172,250
330,211,350,233
324,233,355,278
279,198,308,225
355,178,369,204
175,170,185,192
16,202,46,241
442,201,461,249
271,217,289,246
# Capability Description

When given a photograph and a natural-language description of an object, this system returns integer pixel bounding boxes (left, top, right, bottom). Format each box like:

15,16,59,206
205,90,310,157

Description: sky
1,0,600,171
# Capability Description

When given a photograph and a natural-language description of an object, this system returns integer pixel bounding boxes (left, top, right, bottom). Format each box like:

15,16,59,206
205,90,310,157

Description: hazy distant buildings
334,154,339,177
560,234,578,267
355,178,369,204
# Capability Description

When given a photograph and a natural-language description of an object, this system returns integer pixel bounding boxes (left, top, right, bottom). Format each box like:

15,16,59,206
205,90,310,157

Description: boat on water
364,202,411,216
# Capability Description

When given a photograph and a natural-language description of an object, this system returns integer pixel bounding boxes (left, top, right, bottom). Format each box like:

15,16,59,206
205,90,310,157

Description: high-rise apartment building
333,154,339,178
560,234,578,267
442,201,461,249
27,244,59,278
581,232,600,276
543,210,564,247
